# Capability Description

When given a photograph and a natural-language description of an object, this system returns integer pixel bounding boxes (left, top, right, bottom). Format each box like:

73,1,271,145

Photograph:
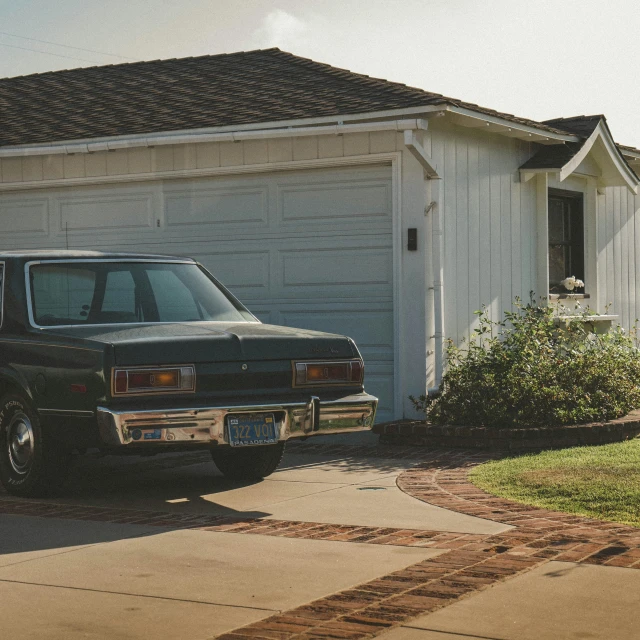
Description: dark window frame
548,189,585,294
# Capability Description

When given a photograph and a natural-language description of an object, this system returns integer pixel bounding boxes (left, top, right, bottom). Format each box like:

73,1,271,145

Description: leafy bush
411,299,640,428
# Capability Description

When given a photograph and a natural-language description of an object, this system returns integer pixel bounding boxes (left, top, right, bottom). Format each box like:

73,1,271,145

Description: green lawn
469,439,640,528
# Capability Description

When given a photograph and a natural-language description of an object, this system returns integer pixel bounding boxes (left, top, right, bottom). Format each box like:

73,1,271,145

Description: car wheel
210,441,286,480
0,393,71,498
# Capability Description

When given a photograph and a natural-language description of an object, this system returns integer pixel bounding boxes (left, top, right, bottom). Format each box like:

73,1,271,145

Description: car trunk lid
46,322,357,365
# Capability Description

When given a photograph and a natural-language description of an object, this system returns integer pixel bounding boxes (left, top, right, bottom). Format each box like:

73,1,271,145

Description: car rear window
29,261,255,326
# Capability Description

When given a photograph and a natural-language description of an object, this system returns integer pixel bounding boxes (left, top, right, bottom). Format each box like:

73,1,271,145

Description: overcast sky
1,0,640,146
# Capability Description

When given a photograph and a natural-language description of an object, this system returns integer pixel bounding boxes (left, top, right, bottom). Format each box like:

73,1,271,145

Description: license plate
227,413,278,447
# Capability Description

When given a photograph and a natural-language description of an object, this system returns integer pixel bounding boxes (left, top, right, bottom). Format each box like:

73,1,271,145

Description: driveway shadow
0,443,420,559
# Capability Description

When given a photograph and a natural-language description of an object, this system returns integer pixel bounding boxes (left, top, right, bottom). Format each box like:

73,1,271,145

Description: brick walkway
215,446,640,640
2,444,639,639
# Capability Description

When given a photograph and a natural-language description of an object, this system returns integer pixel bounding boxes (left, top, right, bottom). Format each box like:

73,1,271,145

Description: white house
1,49,639,422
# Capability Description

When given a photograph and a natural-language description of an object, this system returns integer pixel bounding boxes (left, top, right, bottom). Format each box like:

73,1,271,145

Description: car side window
147,269,201,321
31,266,96,323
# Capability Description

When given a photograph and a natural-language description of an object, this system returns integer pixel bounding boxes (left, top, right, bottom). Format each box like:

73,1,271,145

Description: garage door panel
278,180,391,224
164,187,268,228
279,246,392,290
58,193,155,232
280,310,393,356
274,165,390,187
194,250,270,298
0,198,49,237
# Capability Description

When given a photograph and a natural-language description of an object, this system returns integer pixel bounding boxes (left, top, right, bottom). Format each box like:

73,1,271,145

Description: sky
1,0,640,146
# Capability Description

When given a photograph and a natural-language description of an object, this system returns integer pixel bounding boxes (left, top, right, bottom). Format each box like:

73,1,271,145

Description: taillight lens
293,360,364,387
112,366,196,395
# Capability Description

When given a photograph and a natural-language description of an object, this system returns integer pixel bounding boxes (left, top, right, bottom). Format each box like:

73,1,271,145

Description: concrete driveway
0,443,638,640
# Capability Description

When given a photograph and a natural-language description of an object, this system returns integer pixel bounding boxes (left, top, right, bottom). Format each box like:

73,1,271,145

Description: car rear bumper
96,392,378,446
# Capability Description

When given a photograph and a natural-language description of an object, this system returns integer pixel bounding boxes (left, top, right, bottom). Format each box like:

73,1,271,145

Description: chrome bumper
96,393,378,446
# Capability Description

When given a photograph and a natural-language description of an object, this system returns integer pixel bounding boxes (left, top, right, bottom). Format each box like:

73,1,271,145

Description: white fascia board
559,123,639,193
447,106,579,143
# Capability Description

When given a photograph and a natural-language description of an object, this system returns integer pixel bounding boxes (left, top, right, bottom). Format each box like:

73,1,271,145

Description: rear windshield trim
24,259,258,330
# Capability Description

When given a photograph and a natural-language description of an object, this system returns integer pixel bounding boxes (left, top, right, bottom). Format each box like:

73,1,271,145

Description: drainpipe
426,176,444,396
402,129,443,397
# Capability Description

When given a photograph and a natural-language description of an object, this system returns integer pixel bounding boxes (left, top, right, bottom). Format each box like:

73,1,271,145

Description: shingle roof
0,48,573,148
519,142,585,171
518,115,639,183
519,116,603,171
542,115,604,137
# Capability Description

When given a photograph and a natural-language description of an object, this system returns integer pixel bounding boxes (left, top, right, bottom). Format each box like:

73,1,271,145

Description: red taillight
350,359,363,383
114,370,127,394
307,363,349,383
293,360,364,387
128,370,179,390
112,366,195,395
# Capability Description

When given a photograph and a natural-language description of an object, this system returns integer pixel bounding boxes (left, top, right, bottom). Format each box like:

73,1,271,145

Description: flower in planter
560,276,585,291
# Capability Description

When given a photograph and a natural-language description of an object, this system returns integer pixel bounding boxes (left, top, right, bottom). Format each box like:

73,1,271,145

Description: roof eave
520,122,639,193
0,102,581,155
447,106,579,144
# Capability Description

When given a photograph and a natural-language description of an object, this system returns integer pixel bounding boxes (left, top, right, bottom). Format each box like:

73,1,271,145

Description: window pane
32,266,96,324
548,198,567,243
147,269,200,322
548,194,585,293
549,245,568,287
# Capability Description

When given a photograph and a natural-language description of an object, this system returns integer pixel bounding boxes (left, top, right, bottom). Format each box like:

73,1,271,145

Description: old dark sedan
0,251,377,497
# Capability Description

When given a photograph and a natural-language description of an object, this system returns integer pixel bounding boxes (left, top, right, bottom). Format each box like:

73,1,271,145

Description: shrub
411,298,640,428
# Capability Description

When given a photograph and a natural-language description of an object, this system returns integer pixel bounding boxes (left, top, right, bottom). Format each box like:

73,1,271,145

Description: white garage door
0,165,395,421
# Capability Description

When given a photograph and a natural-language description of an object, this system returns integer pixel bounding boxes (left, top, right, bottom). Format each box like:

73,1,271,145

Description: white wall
423,118,640,370
424,121,537,353
597,185,640,331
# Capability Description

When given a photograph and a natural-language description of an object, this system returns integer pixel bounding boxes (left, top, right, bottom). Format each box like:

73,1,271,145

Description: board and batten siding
597,185,640,332
423,120,640,363
423,121,538,351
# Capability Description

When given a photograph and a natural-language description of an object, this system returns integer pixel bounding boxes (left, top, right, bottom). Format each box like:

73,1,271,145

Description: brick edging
396,452,640,568
373,411,640,450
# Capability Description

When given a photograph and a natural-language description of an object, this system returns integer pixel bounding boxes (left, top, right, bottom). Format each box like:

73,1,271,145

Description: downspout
402,129,443,396
426,177,444,396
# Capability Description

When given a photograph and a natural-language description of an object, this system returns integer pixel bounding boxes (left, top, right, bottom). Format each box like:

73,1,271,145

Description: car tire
210,441,286,481
0,393,71,498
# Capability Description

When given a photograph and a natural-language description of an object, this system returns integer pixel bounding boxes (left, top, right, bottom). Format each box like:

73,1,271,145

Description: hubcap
7,413,34,475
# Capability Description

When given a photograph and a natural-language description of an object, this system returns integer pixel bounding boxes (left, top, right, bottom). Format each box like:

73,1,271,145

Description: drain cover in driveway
357,487,387,491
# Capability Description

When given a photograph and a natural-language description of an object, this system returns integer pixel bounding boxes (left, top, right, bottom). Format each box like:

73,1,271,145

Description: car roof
0,249,195,261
